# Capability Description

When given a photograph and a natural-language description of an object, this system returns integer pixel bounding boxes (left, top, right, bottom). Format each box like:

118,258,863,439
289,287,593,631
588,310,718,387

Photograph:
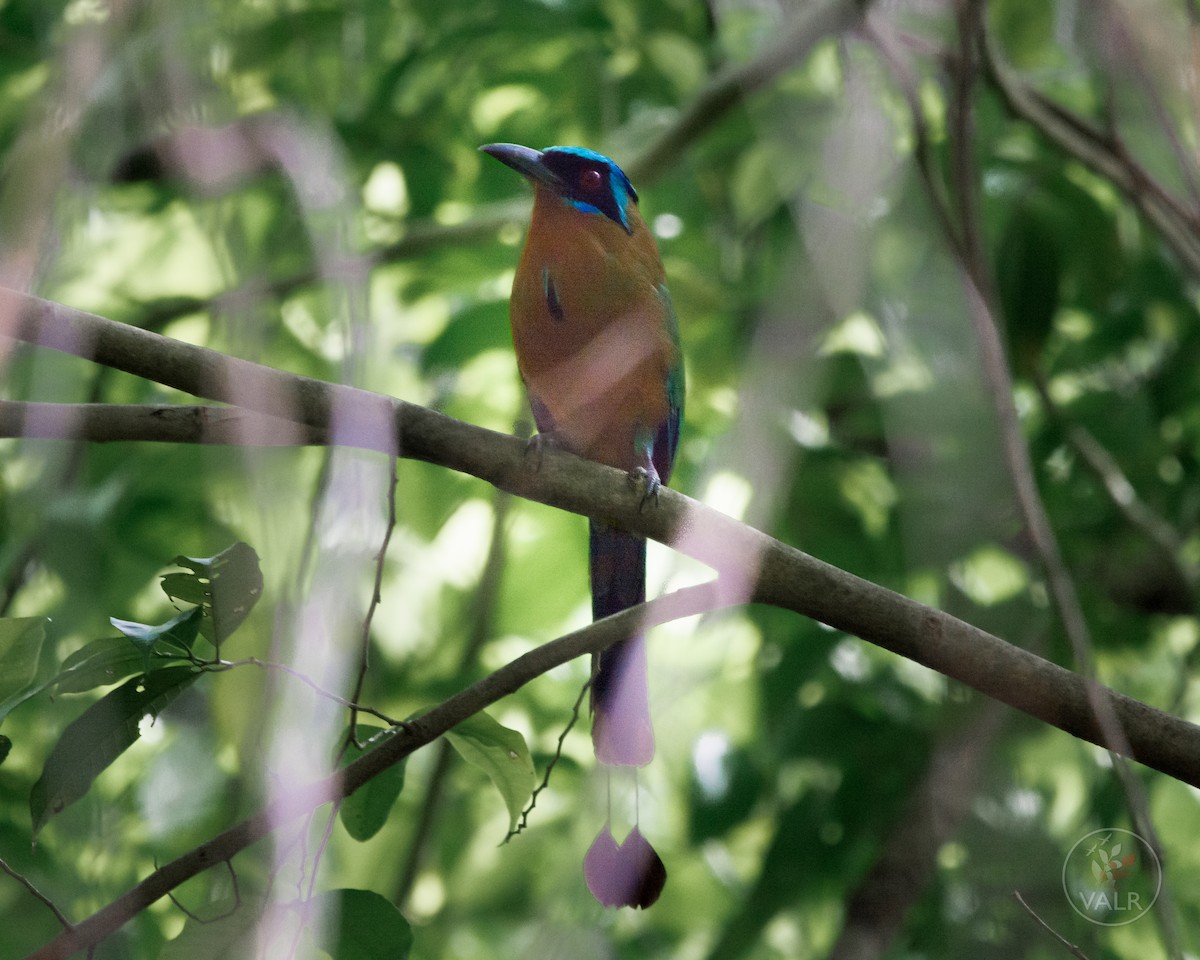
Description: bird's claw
628,466,661,512
524,432,560,472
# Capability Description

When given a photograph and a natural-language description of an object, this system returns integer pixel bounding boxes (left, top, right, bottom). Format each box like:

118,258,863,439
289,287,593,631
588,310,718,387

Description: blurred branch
628,0,874,183
949,0,988,284
1013,891,1093,960
828,701,1006,960
125,200,531,333
393,486,514,909
942,14,1184,955
1098,0,1200,210
982,22,1200,278
866,22,967,262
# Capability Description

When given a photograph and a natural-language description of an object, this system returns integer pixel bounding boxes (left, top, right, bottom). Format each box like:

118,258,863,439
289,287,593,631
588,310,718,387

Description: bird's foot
627,466,661,512
524,432,562,472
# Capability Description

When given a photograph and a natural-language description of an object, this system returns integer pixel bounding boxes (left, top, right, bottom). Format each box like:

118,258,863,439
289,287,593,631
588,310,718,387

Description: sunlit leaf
949,544,1030,607
110,606,203,672
445,712,534,833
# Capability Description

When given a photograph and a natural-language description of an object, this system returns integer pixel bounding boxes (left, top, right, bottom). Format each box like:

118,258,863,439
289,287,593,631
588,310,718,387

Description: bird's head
480,143,638,235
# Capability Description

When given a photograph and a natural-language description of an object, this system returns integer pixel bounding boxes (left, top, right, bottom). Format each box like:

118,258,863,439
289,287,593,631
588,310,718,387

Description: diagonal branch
982,23,1200,278
6,286,1200,784
22,585,724,960
628,0,874,183
10,285,1200,956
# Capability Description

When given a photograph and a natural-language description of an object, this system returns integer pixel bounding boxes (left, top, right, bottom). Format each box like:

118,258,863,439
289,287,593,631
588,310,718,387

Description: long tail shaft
588,522,654,767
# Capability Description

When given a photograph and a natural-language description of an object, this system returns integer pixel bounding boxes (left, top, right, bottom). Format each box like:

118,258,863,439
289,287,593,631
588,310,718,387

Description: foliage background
2,0,1200,958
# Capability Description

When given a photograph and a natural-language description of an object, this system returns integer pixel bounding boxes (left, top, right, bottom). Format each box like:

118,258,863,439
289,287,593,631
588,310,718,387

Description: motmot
482,143,683,908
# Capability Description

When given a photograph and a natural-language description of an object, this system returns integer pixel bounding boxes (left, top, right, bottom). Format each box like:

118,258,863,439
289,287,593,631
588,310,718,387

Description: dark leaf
161,542,263,646
312,888,413,960
30,665,199,835
51,636,155,694
338,725,407,842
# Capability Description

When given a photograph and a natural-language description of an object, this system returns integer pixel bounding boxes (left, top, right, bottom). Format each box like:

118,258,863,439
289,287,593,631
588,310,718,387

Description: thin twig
0,857,73,931
1013,891,1093,960
952,17,1183,955
25,584,724,960
1099,0,1200,209
348,456,399,747
163,860,240,924
982,23,1200,278
208,657,400,727
504,676,592,843
289,800,342,960
1033,376,1195,591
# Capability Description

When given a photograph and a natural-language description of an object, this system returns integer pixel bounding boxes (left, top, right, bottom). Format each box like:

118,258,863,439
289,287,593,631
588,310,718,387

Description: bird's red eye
579,168,603,192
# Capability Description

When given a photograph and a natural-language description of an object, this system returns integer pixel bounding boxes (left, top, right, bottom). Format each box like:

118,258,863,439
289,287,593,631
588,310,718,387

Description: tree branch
9,284,1200,955
0,401,328,446
629,0,874,183
24,585,724,960
982,22,1200,278
6,286,1200,778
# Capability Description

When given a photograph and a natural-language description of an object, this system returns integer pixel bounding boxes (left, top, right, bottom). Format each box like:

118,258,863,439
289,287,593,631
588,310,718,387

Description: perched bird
481,143,683,907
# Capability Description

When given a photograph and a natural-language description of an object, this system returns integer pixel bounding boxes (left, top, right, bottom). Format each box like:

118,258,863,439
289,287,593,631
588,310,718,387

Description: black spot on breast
544,271,566,323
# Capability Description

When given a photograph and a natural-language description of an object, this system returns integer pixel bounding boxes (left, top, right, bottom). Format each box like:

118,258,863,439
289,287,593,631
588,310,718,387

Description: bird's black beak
479,143,561,190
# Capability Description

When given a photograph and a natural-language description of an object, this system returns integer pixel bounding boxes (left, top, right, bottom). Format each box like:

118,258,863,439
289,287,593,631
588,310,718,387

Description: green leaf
161,541,263,646
312,888,413,960
444,712,534,833
110,606,203,672
338,726,406,842
30,665,198,835
0,618,46,703
51,636,151,693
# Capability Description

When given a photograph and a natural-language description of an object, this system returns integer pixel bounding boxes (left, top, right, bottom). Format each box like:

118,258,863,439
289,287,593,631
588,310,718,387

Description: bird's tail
588,521,654,767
